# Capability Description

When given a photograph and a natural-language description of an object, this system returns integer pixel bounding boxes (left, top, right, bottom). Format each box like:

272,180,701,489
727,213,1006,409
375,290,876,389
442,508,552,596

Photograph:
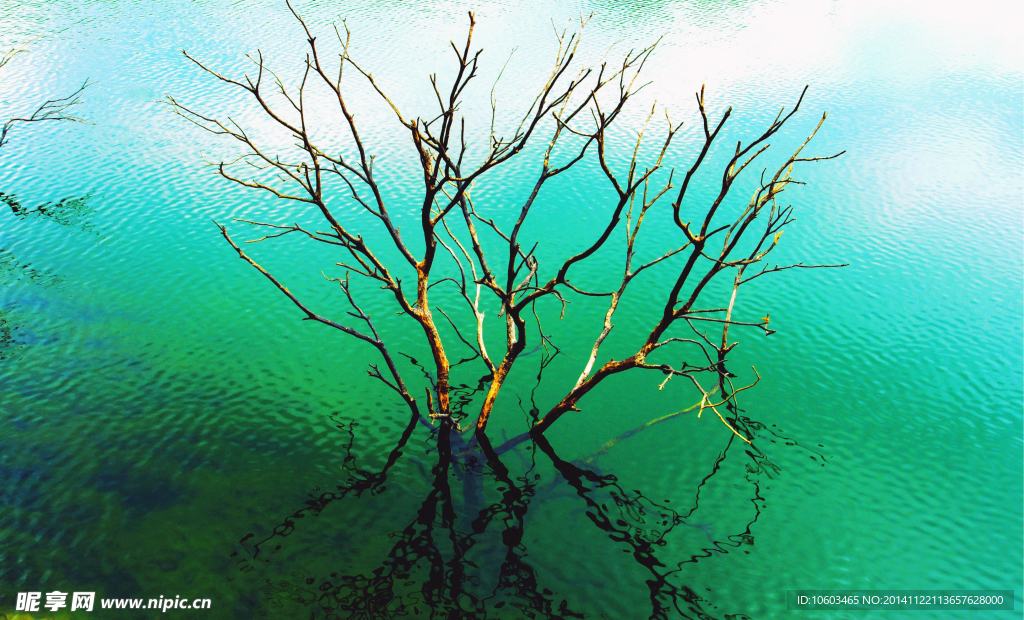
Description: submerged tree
169,2,843,450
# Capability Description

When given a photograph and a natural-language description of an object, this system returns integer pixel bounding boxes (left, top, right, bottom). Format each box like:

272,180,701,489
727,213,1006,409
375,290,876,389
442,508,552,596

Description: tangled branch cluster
169,3,844,447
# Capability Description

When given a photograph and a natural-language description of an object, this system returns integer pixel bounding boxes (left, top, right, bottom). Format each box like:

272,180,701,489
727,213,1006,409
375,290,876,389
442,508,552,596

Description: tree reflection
232,356,824,619
1,191,98,234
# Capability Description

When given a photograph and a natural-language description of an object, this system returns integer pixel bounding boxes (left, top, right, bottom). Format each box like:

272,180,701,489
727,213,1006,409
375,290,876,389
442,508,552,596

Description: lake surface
0,0,1021,618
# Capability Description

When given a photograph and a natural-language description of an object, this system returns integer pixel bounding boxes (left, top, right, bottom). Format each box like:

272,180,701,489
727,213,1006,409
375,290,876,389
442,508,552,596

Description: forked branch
174,5,844,450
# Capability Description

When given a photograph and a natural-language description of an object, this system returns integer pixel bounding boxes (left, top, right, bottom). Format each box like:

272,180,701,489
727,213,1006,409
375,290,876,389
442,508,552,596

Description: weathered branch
177,5,844,451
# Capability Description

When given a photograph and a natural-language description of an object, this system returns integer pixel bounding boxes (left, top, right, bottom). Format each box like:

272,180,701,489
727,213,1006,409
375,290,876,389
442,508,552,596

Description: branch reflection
234,355,822,619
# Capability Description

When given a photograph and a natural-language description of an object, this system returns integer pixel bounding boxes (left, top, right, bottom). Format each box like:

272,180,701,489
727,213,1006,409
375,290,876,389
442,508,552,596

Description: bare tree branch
174,5,844,449
0,44,90,150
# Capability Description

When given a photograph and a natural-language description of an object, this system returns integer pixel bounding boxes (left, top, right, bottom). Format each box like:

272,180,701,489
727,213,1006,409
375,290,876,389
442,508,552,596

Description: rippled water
1,0,1021,618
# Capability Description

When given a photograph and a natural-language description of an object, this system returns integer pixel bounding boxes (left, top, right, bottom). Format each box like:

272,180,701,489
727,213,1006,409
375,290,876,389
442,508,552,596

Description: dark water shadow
0,190,103,361
1,191,100,235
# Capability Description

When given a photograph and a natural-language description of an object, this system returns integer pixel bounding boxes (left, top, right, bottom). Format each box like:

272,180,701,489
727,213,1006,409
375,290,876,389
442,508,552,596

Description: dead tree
169,2,844,447
0,44,89,151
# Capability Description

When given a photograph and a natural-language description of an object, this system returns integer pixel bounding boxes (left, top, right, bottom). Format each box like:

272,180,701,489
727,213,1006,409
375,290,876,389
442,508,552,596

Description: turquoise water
0,0,1021,618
